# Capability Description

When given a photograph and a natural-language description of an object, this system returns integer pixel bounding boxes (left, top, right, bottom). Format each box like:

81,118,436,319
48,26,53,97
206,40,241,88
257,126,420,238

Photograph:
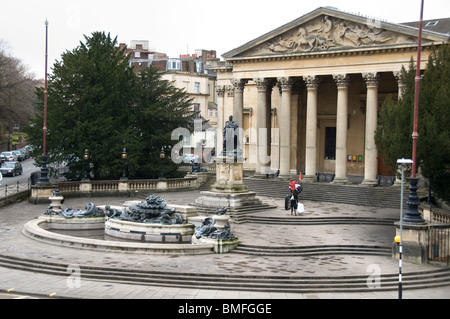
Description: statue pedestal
192,236,239,254
194,156,273,215
393,222,429,264
48,195,64,213
210,157,247,193
29,185,56,204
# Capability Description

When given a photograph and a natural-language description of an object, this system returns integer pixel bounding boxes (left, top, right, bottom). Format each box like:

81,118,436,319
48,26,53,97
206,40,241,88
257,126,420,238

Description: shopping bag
296,203,304,214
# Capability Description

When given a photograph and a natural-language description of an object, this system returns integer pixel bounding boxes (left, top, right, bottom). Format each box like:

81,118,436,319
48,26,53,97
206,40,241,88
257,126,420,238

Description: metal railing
428,225,450,266
0,180,31,198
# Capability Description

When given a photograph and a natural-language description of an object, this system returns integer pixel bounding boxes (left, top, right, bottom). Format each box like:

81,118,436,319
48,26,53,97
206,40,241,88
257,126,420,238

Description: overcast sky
1,0,448,78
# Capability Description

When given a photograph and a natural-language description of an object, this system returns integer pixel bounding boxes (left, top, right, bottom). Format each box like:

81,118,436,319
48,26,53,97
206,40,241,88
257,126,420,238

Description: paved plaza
0,189,449,301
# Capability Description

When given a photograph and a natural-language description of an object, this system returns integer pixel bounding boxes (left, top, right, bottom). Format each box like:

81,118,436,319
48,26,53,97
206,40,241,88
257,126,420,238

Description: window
194,82,200,94
193,103,200,113
325,127,336,160
134,51,140,58
167,59,180,71
426,21,439,27
196,61,202,73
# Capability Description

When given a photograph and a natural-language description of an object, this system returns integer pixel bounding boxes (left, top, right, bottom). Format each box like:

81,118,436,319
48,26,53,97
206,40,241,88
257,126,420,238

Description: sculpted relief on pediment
244,15,417,56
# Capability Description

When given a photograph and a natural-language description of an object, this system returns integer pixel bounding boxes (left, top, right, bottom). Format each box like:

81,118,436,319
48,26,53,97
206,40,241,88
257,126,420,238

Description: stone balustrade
31,177,200,203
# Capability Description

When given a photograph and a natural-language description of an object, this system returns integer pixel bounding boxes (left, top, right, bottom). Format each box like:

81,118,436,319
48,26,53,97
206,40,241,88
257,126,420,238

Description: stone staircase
243,177,408,209
192,177,276,218
233,244,392,256
1,253,449,294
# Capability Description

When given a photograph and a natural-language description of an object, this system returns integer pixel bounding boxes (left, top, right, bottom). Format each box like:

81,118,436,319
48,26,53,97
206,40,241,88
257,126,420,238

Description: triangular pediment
223,7,449,59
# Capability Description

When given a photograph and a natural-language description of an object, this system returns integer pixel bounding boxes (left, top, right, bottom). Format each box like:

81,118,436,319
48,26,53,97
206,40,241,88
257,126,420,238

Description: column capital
277,77,293,91
333,74,350,89
363,72,380,87
226,85,234,97
216,85,225,97
231,79,247,92
254,78,269,92
304,75,319,90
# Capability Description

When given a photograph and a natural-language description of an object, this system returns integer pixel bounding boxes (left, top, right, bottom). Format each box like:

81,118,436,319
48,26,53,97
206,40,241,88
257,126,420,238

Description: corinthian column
333,74,350,184
394,71,406,100
278,77,293,177
362,72,379,185
304,75,319,182
231,79,247,129
216,86,225,155
254,78,270,175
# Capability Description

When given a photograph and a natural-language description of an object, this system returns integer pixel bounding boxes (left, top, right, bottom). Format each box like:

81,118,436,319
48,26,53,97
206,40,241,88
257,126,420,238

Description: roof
401,18,450,35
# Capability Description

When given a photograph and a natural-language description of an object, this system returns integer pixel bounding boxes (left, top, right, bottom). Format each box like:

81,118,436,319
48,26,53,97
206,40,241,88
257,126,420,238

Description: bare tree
0,40,38,149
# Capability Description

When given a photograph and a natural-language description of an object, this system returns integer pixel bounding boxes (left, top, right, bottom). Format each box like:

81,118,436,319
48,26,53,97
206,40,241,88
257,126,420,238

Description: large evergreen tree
132,67,195,178
375,60,416,175
375,44,450,202
26,32,195,180
418,44,450,201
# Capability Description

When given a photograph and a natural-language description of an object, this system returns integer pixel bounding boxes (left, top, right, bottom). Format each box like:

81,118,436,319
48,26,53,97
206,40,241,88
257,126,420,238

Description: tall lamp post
82,149,90,181
403,0,425,224
121,148,128,181
38,19,51,186
396,158,413,299
159,147,165,179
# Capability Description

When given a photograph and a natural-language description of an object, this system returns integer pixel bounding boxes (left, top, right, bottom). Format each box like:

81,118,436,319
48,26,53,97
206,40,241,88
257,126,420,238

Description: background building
207,7,449,183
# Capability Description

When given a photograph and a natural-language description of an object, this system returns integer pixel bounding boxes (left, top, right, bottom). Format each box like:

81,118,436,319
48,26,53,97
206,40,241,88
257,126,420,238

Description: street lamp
38,19,51,186
396,158,413,299
159,146,165,179
403,0,425,224
82,149,89,181
121,148,128,181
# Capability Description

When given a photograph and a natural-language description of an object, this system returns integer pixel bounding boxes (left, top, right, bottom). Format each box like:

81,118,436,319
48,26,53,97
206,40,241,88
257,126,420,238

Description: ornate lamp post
396,158,413,299
38,19,51,186
159,146,165,179
82,149,90,181
121,148,128,181
403,0,425,224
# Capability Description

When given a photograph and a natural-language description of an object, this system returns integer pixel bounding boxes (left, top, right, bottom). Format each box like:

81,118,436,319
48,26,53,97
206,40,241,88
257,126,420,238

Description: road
0,158,40,186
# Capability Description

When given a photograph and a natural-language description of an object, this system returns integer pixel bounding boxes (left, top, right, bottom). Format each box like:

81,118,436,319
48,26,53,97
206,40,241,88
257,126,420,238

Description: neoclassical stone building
207,7,449,184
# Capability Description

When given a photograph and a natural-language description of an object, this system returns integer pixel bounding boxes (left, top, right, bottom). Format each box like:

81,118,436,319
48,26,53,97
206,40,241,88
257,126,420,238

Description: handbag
296,203,304,214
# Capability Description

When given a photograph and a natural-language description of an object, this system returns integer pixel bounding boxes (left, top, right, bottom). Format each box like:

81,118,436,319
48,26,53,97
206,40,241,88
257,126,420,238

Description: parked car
18,148,30,159
182,153,201,164
0,154,5,166
12,150,24,162
0,161,23,176
0,151,17,162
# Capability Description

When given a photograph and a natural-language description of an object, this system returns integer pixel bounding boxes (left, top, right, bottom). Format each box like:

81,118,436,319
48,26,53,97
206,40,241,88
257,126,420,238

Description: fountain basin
105,218,195,243
23,217,213,255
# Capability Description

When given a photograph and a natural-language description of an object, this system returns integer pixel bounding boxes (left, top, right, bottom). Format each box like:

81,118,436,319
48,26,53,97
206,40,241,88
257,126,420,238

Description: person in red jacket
289,179,296,193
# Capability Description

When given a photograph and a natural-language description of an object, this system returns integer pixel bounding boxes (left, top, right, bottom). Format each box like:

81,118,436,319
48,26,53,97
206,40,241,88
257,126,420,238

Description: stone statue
194,217,216,239
107,195,185,225
59,203,105,219
191,161,207,173
222,115,242,158
215,207,227,215
194,207,235,240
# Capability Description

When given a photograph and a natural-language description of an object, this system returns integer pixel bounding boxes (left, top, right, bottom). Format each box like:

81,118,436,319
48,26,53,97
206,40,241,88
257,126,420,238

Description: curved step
232,244,392,256
1,253,449,294
234,216,397,226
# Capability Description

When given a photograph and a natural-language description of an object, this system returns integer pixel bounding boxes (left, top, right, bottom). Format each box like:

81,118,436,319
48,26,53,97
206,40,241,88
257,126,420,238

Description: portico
208,7,448,183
